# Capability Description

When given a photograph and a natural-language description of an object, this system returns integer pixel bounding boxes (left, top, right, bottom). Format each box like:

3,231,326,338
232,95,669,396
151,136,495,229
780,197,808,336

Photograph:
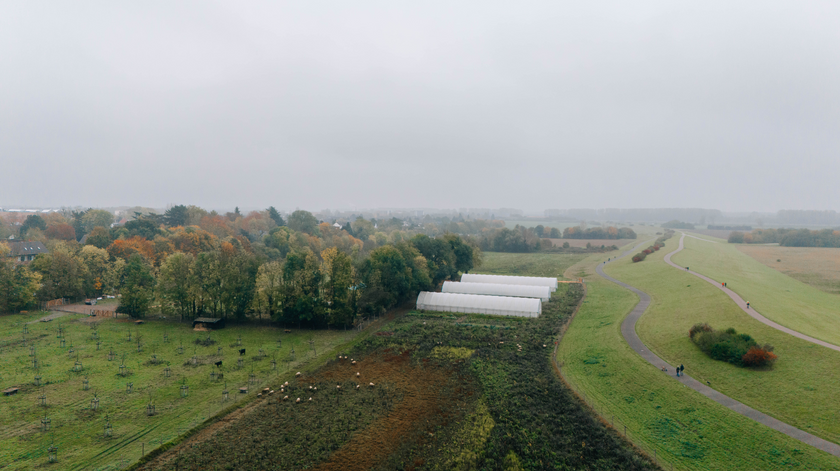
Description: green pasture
671,235,840,346
474,252,587,279
611,236,840,444
0,312,360,470
557,249,840,470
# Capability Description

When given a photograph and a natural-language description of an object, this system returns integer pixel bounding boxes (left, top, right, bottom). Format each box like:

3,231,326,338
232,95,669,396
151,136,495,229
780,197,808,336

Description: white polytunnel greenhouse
441,281,551,302
460,274,559,292
416,292,542,318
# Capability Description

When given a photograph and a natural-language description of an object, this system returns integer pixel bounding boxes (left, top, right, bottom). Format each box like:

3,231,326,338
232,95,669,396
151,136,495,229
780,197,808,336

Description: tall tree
321,247,353,327
287,210,319,235
254,261,284,319
85,226,113,249
20,215,47,237
163,205,189,227
267,206,285,227
116,254,155,318
0,244,41,313
158,252,196,321
81,209,114,234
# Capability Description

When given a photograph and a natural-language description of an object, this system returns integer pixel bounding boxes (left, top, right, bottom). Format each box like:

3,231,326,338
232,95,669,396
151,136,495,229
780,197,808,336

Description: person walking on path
746,301,750,309
679,364,684,377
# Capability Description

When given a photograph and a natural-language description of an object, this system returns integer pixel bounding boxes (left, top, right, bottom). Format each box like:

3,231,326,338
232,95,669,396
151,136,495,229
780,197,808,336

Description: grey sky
2,1,839,212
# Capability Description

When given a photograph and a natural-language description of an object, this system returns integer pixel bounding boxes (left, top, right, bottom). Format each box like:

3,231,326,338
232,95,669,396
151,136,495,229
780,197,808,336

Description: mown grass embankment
672,235,840,345
558,245,840,470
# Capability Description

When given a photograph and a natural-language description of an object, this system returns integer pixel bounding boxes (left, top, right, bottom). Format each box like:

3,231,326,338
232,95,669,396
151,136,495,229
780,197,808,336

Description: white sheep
356,372,360,377
369,382,374,387
295,372,301,377
351,360,356,365
283,395,289,401
308,397,312,401
296,397,300,403
356,384,360,389
269,390,274,395
284,381,289,386
336,385,341,390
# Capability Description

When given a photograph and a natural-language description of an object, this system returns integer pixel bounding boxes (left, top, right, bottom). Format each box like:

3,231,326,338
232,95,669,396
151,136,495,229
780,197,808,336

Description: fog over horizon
2,2,839,213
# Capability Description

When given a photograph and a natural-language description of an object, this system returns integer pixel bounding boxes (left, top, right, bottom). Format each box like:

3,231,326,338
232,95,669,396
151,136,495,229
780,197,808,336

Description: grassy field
0,311,362,470
617,236,840,444
475,252,588,279
671,236,840,347
737,245,840,295
141,283,660,470
557,246,840,470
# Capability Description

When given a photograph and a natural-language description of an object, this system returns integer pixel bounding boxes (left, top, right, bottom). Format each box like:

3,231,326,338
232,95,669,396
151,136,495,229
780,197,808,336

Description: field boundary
552,256,664,468
666,232,840,353
599,236,840,457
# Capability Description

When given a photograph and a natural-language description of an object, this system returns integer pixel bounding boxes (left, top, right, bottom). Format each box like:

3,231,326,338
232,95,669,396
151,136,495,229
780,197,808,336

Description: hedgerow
632,230,674,263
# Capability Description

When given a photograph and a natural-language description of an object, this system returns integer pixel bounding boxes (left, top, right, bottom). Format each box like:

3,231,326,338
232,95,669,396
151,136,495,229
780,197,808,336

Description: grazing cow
239,349,246,356
214,361,222,368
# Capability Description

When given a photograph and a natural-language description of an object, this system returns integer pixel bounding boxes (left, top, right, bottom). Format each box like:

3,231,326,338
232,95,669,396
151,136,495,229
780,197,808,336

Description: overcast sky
2,1,839,212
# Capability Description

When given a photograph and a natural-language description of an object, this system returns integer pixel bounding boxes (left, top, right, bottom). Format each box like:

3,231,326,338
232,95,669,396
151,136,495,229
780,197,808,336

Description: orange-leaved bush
741,346,777,367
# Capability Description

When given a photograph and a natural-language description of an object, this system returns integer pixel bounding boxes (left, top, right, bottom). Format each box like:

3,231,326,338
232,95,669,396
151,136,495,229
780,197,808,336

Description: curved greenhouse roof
442,281,551,302
416,292,541,318
460,274,558,292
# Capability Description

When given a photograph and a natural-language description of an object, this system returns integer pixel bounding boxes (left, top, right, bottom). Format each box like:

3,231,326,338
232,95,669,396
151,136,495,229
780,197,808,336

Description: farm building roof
416,291,541,318
442,281,551,302
193,317,224,324
460,273,558,292
3,241,48,258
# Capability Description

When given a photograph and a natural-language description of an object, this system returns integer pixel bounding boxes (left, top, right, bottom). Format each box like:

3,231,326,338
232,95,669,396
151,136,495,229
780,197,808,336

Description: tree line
729,228,840,247
0,206,480,327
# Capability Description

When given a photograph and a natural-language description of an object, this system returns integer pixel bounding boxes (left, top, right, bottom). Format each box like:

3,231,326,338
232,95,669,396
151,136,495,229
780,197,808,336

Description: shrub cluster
631,230,674,263
689,324,777,367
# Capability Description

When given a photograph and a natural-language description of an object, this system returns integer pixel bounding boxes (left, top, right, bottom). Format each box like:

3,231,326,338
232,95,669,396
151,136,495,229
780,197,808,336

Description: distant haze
2,1,839,212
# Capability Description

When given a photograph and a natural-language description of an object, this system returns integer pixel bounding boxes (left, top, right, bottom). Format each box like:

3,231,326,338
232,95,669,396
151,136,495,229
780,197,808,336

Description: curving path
665,232,840,353
596,239,840,458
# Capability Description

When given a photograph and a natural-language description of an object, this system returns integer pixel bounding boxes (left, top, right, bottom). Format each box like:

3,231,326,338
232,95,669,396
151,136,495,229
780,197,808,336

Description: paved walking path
665,232,840,353
595,239,840,458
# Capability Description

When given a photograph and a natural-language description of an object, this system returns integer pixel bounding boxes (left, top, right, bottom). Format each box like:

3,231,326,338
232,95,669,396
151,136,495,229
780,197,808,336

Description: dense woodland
0,206,479,326
729,228,840,247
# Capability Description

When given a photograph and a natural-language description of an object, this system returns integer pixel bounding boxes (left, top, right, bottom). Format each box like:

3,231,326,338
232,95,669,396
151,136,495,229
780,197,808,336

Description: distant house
332,222,342,229
4,241,49,263
110,218,128,228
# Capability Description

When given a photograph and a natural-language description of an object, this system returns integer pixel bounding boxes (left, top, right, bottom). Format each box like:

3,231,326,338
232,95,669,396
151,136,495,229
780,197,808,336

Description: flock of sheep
254,355,376,405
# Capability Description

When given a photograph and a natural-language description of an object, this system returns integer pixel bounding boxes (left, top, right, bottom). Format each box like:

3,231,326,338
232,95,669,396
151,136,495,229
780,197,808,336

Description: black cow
239,349,246,356
215,361,222,368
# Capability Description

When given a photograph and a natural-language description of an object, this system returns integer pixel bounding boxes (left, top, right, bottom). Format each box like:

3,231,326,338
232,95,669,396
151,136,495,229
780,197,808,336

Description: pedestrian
722,282,724,287
675,366,679,377
724,282,727,287
746,301,750,309
679,364,684,376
